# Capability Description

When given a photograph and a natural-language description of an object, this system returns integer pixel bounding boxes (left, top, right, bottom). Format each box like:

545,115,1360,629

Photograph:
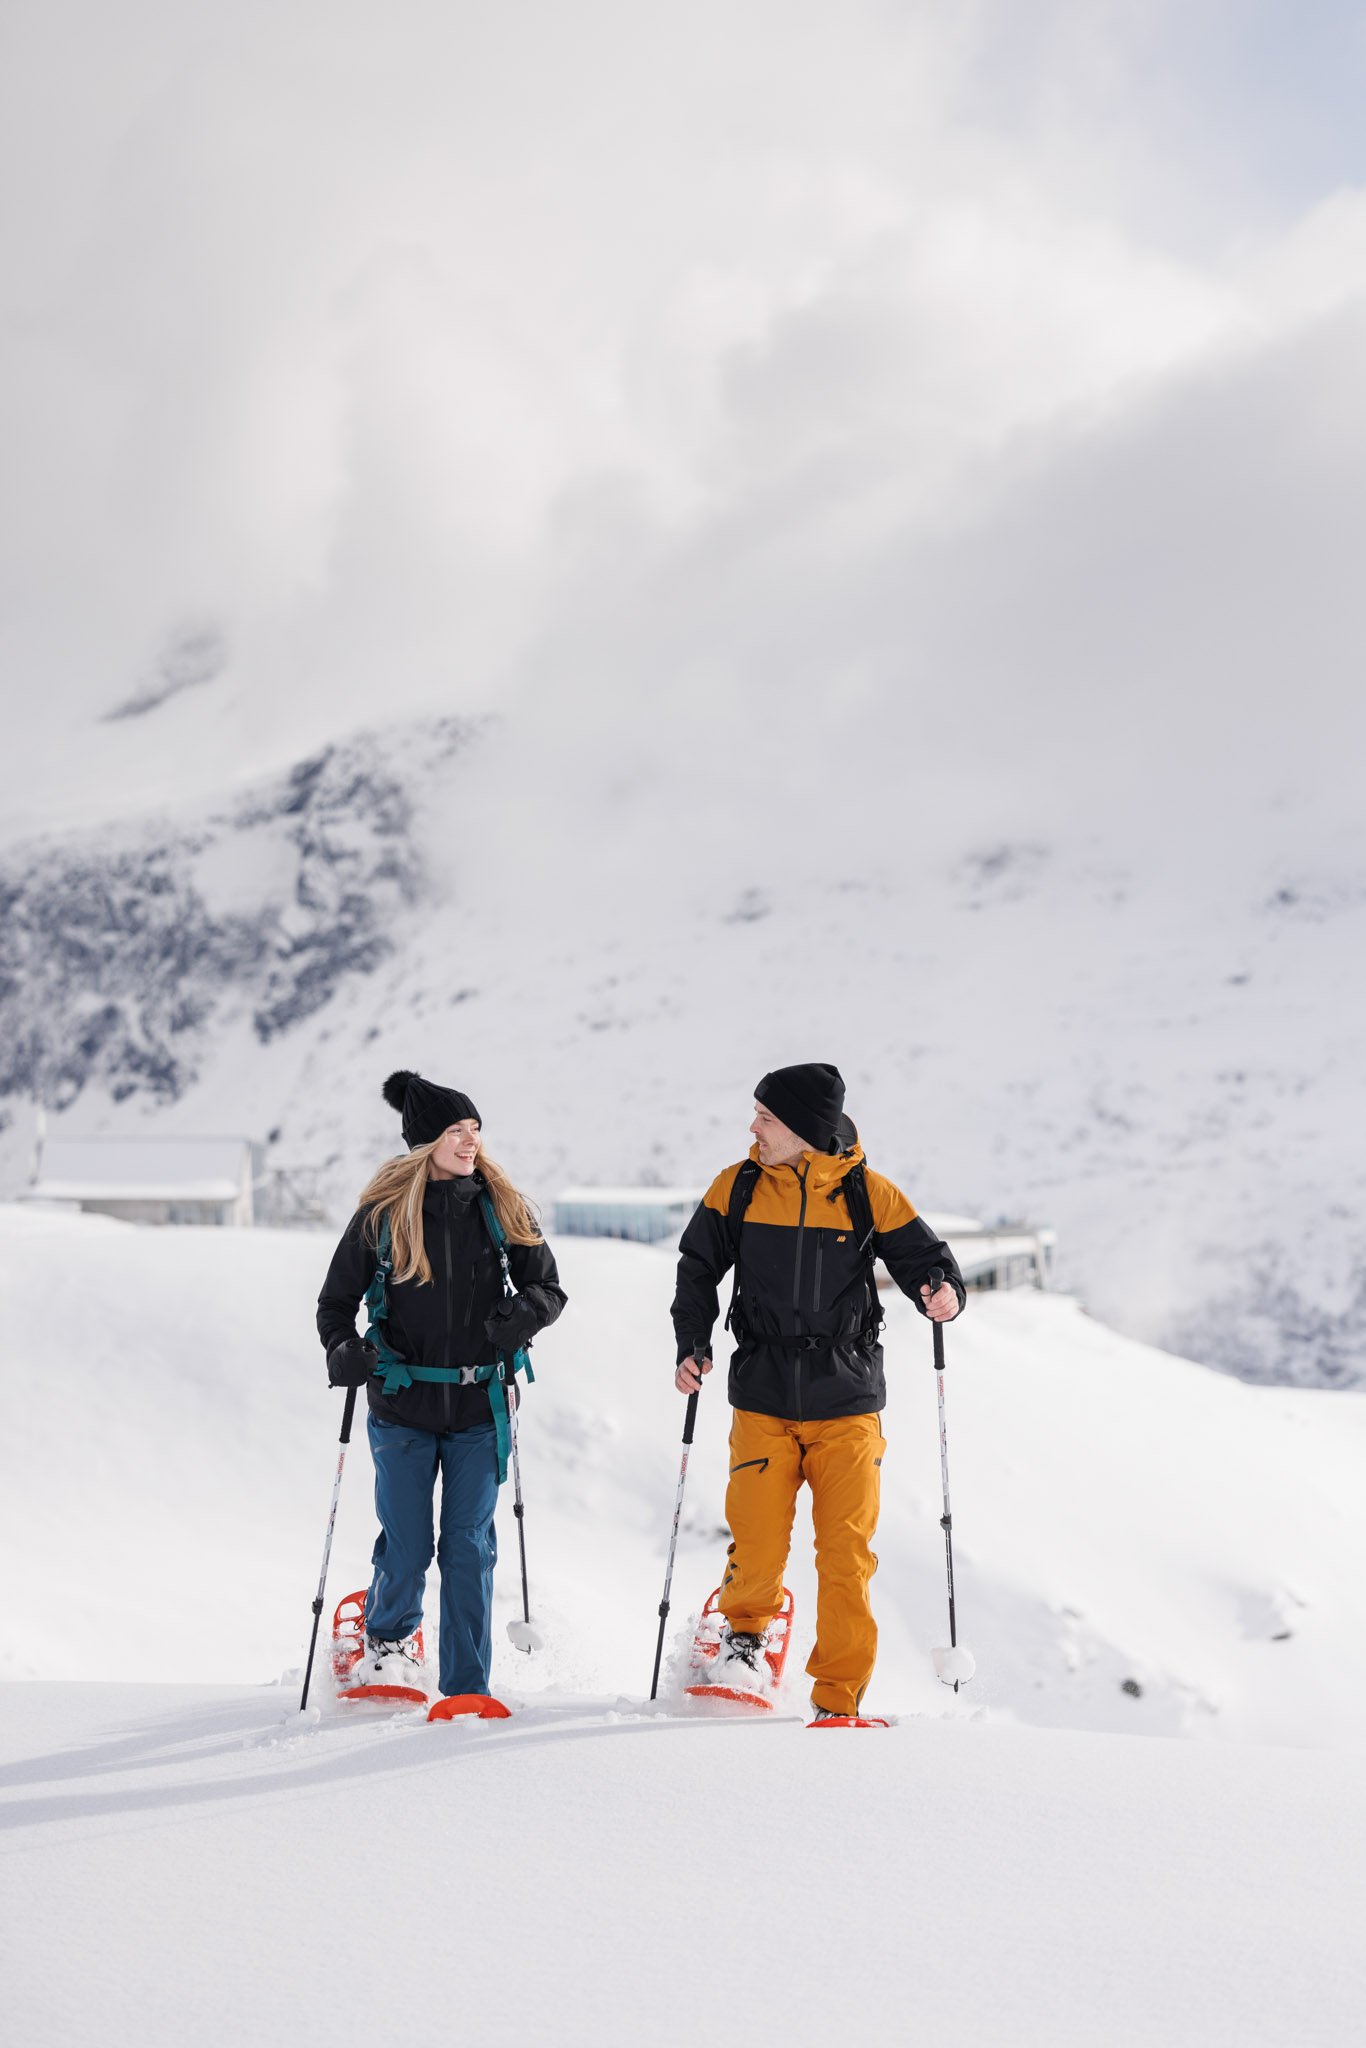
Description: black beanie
382,1069,481,1150
754,1062,847,1155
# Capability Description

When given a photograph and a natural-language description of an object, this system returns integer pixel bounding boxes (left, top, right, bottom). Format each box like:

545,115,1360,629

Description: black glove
484,1295,540,1354
327,1336,378,1387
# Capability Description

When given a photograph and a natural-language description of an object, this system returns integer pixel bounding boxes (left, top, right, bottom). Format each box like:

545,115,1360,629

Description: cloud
474,287,1366,929
2,0,1366,863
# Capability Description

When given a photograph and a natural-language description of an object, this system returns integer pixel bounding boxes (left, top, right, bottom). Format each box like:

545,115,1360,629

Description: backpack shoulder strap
722,1160,761,1335
834,1161,884,1341
840,1162,876,1258
362,1209,406,1377
478,1189,509,1260
478,1189,536,1389
365,1209,393,1305
726,1159,761,1239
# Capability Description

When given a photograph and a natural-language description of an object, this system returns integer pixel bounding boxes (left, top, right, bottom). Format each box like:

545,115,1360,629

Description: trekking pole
650,1343,707,1700
503,1362,543,1652
300,1382,358,1712
926,1267,975,1692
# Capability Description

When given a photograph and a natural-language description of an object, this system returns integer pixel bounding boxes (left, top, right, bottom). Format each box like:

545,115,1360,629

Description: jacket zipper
791,1163,809,1422
813,1236,824,1315
444,1213,454,1428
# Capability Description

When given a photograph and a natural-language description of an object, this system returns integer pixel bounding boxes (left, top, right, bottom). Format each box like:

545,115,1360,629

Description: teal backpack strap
363,1211,420,1396
483,1368,513,1485
477,1189,535,1484
479,1192,536,1388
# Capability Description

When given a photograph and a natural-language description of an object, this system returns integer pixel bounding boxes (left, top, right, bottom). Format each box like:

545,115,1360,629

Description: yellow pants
721,1408,885,1717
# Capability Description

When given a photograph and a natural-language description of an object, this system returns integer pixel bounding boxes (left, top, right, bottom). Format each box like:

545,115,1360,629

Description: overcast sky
3,0,1365,875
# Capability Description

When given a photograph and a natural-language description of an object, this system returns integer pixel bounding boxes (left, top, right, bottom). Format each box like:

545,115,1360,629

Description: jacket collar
423,1170,485,1212
748,1139,864,1194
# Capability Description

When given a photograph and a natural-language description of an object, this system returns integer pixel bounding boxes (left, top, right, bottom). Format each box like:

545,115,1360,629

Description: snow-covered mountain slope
5,1206,1366,2048
4,1678,1364,2048
0,717,476,1109
4,1205,1363,1749
2,713,1364,1387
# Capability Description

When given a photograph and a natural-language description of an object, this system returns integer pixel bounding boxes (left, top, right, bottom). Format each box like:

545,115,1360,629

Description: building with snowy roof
552,1187,704,1244
552,1185,1054,1288
926,1216,1056,1292
23,1135,261,1227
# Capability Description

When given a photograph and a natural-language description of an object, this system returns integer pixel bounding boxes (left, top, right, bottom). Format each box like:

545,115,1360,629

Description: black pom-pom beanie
382,1069,481,1150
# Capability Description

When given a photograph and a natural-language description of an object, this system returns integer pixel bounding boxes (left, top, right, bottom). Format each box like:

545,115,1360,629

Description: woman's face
430,1119,481,1178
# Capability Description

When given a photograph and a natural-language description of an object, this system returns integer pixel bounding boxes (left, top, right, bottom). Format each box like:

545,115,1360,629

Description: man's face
749,1102,808,1168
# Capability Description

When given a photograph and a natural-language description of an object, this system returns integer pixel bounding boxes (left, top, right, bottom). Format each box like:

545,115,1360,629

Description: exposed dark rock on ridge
0,718,474,1111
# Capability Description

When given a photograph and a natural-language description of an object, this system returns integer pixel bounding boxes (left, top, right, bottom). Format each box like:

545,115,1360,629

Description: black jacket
671,1142,965,1423
316,1173,567,1433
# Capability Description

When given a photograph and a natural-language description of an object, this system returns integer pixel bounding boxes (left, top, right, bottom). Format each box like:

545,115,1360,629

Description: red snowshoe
428,1694,512,1723
807,1714,891,1729
332,1589,429,1707
685,1585,795,1711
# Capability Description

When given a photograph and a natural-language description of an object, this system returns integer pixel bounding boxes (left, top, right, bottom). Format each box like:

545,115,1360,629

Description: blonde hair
356,1139,542,1285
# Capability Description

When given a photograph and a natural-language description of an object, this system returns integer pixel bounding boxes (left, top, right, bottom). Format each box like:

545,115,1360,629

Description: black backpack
722,1158,883,1343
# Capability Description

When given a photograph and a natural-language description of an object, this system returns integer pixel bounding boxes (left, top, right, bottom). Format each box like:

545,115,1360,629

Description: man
671,1061,964,1720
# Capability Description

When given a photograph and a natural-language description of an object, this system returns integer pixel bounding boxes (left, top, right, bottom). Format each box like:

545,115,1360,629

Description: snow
3,1205,1365,2043
3,17,1364,2033
3,705,1365,1395
3,709,1364,1392
4,1203,1365,1740
3,1684,1364,2048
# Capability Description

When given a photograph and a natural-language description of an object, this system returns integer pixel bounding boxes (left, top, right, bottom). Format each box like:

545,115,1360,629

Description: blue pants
366,1414,499,1698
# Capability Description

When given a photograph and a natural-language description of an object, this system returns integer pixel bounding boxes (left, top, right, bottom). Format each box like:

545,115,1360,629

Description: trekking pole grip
926,1266,947,1369
339,1381,358,1443
682,1342,706,1443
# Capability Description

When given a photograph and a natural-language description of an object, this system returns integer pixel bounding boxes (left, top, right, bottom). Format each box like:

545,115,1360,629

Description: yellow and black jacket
671,1141,965,1423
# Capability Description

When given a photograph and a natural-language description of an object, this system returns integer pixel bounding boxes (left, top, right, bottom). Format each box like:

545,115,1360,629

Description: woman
316,1068,566,1704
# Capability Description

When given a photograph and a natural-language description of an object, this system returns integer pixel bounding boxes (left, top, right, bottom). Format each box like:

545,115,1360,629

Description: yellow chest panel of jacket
704,1145,919,1237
